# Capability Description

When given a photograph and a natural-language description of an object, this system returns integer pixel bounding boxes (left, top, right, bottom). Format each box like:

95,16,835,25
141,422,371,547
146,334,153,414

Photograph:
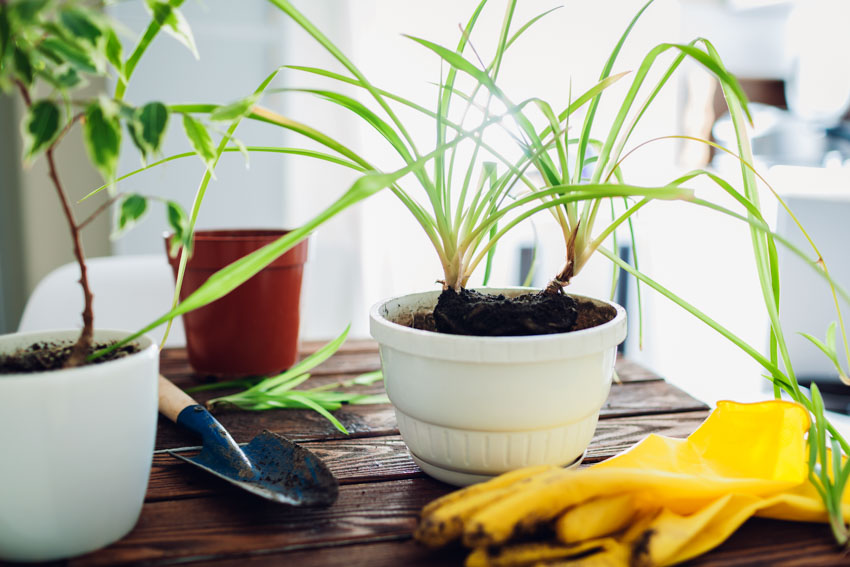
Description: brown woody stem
17,80,93,366
46,146,94,367
78,193,121,231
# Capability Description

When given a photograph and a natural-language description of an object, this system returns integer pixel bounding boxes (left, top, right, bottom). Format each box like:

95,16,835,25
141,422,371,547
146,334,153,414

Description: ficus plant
0,0,233,366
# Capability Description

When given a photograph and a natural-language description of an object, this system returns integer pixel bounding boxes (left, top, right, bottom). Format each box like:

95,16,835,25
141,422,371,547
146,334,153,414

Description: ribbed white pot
370,288,627,486
0,330,158,562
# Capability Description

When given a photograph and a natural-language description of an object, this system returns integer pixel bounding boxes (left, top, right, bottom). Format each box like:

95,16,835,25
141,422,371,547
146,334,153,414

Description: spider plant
104,0,695,354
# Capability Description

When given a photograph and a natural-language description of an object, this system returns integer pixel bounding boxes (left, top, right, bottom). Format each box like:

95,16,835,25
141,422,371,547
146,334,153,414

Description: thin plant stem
78,193,122,231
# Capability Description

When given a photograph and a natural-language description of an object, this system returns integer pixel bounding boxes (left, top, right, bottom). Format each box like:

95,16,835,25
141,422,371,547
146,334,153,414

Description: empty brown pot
166,229,308,377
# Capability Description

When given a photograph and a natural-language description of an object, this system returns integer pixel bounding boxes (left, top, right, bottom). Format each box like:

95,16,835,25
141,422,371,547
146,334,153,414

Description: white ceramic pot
370,289,626,486
0,330,158,562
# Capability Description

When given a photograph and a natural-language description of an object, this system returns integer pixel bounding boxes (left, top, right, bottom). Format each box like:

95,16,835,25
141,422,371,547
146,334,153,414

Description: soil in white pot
0,341,140,373
430,288,616,336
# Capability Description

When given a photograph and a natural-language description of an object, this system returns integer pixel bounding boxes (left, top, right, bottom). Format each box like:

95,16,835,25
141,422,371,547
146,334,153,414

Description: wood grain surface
27,343,844,567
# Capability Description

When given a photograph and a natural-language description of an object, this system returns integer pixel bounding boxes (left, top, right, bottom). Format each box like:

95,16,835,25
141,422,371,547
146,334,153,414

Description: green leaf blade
117,194,148,233
181,113,216,172
139,101,169,155
22,99,60,160
59,8,103,47
13,46,34,86
39,36,99,74
210,94,259,122
0,6,10,64
83,99,122,181
145,0,198,59
166,200,190,256
104,27,125,79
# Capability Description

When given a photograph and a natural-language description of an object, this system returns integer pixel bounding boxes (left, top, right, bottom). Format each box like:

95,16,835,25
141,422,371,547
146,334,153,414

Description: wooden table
58,341,847,566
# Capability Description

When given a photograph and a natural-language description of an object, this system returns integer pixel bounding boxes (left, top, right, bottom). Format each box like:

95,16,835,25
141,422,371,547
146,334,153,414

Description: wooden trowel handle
159,374,199,423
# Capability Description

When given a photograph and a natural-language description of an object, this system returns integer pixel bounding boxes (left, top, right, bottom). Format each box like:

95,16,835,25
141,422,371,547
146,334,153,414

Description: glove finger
556,493,636,543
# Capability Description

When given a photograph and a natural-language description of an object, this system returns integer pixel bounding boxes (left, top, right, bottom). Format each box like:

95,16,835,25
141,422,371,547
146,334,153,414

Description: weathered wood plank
691,518,845,567
122,521,848,567
301,339,380,355
146,436,419,501
162,347,662,386
183,539,465,567
153,379,705,450
615,355,663,383
600,380,707,418
146,411,710,503
71,478,451,567
70,508,850,567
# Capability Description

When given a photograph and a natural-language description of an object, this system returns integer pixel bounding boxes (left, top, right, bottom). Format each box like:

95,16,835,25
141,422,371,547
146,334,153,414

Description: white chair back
18,254,186,347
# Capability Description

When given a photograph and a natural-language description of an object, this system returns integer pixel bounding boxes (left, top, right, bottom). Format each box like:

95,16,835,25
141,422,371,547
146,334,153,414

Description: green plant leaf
181,113,215,172
38,63,83,89
210,94,259,122
125,114,147,163
39,36,99,74
83,98,122,181
104,27,124,79
22,99,60,160
13,46,34,86
138,101,169,155
145,0,198,59
0,6,10,63
59,8,102,46
8,0,50,24
117,193,148,233
166,200,189,257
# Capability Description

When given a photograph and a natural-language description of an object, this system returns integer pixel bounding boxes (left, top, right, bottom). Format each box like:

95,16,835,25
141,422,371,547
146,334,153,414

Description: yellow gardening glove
416,400,850,567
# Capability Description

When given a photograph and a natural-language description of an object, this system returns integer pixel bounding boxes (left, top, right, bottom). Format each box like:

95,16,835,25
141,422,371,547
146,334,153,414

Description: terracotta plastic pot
167,229,308,376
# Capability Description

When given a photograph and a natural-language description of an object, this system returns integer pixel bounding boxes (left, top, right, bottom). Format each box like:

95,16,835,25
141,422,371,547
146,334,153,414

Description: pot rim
163,229,309,269
369,287,627,363
173,228,295,241
0,329,157,382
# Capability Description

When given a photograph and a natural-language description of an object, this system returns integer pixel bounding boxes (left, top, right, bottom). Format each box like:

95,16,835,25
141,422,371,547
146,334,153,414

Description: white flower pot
369,289,626,486
0,329,158,562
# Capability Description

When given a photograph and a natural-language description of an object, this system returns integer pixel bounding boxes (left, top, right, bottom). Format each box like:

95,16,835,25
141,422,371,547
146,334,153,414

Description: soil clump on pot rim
410,288,616,337
0,341,140,374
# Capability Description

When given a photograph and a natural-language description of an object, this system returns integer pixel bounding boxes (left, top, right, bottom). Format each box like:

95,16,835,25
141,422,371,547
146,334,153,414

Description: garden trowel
158,375,338,506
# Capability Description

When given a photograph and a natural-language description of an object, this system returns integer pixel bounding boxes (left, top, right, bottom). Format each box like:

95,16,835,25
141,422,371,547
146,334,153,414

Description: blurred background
3,0,850,414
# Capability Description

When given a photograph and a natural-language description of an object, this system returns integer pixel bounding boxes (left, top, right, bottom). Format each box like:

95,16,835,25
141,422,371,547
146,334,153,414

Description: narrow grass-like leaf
575,0,654,185
116,0,186,100
210,94,259,122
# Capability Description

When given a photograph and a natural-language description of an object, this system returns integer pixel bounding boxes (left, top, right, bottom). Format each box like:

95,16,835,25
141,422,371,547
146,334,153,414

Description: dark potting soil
0,341,140,374
428,288,616,337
